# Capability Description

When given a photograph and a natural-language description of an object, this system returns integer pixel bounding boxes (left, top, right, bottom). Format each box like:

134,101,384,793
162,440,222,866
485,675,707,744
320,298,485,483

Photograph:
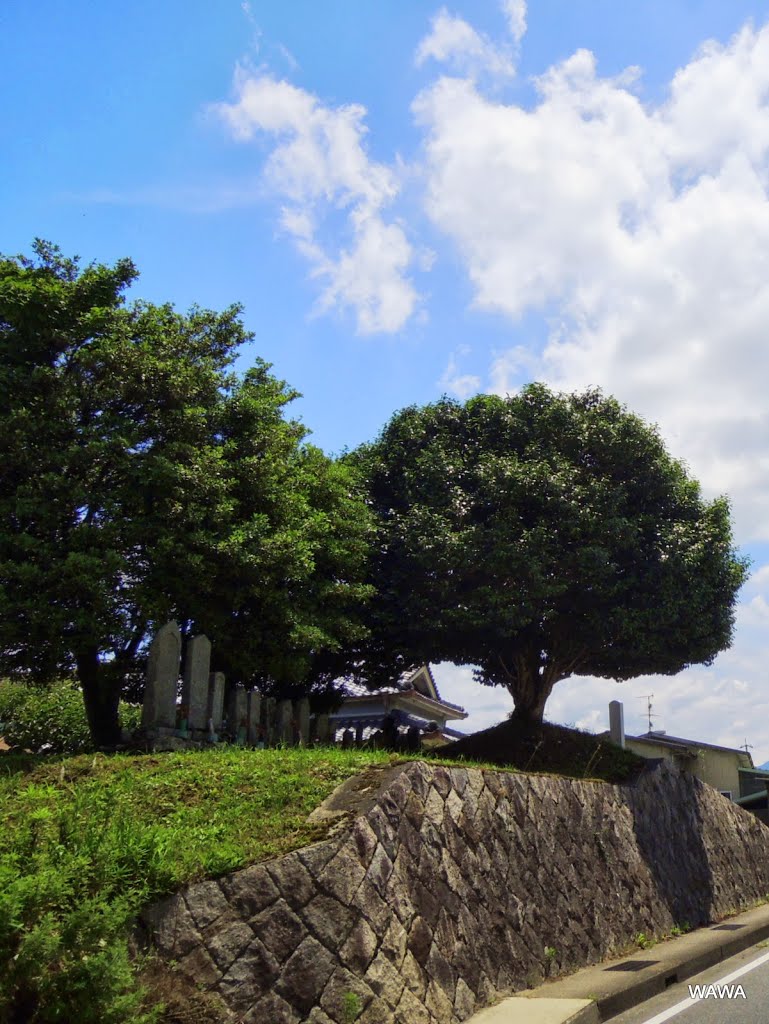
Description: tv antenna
637,694,658,733
741,739,754,755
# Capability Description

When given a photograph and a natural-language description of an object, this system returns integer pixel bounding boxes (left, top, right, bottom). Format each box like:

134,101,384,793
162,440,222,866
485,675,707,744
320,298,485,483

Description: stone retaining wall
142,761,769,1024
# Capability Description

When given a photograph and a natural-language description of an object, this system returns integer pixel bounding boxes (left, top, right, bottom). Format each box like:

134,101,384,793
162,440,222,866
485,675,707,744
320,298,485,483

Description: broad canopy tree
350,386,749,725
0,241,372,745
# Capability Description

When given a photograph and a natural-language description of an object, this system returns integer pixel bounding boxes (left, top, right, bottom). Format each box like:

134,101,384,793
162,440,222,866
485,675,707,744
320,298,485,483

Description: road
611,940,769,1024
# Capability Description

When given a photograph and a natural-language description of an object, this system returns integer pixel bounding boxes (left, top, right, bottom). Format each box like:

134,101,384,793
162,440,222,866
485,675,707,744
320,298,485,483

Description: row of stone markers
139,621,333,750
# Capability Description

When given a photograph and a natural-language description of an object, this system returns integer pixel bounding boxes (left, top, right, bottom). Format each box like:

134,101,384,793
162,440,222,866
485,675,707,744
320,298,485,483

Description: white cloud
500,0,527,45
413,19,769,542
415,8,516,79
213,69,419,334
431,662,513,736
438,349,481,398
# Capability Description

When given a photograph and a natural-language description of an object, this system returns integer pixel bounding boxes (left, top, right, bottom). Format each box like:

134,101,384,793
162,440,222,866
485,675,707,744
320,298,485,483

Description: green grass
0,745,408,887
0,746,410,1024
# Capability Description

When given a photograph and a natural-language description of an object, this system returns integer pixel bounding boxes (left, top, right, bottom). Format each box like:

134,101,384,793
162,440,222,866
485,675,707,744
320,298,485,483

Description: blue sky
4,1,769,757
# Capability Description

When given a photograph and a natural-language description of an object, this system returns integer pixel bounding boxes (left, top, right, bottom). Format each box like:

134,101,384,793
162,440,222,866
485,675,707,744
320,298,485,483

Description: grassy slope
0,747,407,894
0,732,642,1022
0,748,406,1023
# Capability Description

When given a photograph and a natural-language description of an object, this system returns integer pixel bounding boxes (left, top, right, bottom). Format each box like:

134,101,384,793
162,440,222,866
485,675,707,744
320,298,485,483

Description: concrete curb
465,902,769,1023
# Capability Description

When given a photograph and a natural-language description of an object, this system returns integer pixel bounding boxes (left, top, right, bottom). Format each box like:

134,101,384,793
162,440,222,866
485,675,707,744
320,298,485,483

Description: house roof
337,664,467,721
626,731,754,765
342,664,441,701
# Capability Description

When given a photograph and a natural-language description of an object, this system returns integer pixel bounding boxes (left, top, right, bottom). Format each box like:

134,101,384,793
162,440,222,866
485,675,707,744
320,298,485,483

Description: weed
543,946,558,975
341,990,363,1023
582,742,604,779
635,932,655,950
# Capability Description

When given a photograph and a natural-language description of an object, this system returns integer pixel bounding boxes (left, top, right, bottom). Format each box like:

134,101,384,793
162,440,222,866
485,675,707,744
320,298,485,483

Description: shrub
0,679,30,726
0,679,142,755
0,772,162,1023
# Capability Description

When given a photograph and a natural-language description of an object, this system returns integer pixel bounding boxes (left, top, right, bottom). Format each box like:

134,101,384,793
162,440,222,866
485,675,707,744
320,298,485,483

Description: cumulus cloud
413,20,769,542
438,347,481,398
213,69,419,334
415,8,516,79
501,0,527,45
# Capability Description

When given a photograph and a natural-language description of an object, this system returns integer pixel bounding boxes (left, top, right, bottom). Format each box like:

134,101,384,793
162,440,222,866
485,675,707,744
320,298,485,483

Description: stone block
424,978,454,1023
319,966,374,1022
207,920,255,972
175,943,221,989
217,936,281,1013
300,893,356,951
394,984,432,1024
266,851,316,910
349,817,378,869
219,863,280,918
184,880,231,931
364,951,405,1008
318,844,367,904
339,916,378,974
251,898,306,965
241,989,298,1024
275,935,337,1016
366,843,393,896
141,892,199,958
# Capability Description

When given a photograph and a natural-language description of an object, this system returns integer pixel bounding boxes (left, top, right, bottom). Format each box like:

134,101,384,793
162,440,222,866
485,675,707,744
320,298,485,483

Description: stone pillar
180,635,211,733
262,697,276,747
276,700,293,745
609,700,625,749
226,685,248,742
142,622,181,729
297,698,310,747
207,672,225,732
247,691,262,746
316,714,331,744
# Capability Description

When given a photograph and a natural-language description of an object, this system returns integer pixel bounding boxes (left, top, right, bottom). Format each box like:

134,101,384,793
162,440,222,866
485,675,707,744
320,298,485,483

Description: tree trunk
506,654,557,727
76,647,122,748
508,687,551,726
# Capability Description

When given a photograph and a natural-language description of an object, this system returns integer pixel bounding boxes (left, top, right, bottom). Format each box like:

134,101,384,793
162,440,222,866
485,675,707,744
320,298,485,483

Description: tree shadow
621,760,716,930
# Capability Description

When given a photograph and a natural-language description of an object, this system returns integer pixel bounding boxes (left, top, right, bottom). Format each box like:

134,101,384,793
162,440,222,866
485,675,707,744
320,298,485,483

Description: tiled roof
340,666,466,716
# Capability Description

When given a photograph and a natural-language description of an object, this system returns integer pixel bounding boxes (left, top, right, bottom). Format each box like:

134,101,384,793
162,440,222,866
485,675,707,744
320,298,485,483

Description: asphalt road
611,940,769,1024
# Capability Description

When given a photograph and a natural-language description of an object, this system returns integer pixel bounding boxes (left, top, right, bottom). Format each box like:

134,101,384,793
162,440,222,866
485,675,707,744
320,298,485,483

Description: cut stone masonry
142,760,769,1023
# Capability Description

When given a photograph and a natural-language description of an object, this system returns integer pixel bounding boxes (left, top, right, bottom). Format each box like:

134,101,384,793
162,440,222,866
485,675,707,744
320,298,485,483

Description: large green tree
350,385,749,725
0,241,372,744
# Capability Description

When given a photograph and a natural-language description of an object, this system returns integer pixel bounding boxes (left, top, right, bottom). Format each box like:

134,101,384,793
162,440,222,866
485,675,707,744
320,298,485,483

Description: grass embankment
0,747,404,1024
441,718,646,782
